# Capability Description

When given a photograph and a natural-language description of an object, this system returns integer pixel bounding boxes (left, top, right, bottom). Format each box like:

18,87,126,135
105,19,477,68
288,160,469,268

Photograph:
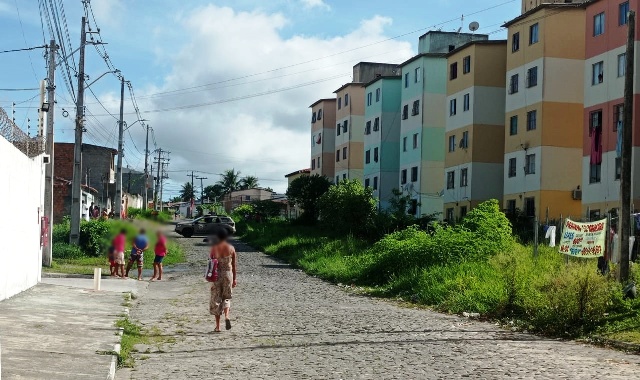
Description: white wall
0,136,44,301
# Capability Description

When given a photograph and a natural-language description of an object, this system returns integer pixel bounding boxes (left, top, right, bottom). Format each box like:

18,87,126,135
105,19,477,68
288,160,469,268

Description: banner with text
558,218,607,258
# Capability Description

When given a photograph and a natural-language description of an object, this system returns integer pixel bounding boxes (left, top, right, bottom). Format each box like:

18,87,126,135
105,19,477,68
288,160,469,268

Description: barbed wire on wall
0,106,45,158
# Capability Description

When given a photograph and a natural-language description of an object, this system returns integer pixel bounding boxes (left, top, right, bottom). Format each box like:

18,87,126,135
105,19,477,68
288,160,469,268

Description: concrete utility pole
187,171,196,218
196,176,208,204
160,161,169,212
114,76,125,220
70,17,87,245
43,39,56,266
143,123,150,210
620,10,635,284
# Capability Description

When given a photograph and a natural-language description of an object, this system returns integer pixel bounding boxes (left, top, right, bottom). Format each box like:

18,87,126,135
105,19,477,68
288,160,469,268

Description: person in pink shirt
112,229,127,278
151,231,167,281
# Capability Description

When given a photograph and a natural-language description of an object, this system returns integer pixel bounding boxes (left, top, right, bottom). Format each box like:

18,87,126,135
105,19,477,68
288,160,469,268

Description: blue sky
0,0,519,196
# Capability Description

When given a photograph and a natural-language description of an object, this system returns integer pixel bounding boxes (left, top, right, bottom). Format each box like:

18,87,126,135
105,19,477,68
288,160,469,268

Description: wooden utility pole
620,10,635,283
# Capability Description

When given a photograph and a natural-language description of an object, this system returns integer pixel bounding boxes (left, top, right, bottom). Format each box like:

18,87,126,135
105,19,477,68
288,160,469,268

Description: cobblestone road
118,234,640,379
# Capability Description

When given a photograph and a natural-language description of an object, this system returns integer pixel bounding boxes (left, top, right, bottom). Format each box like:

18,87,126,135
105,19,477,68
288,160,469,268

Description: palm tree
217,169,241,194
179,182,195,202
240,175,259,190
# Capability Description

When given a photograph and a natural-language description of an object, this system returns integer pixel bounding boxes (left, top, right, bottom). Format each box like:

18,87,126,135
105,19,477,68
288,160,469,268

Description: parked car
174,215,236,238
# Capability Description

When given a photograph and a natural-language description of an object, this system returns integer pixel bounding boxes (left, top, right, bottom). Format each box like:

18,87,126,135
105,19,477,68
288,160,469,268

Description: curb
107,307,128,380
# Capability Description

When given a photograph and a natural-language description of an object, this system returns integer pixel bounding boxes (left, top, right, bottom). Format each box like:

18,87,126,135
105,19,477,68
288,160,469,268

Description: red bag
205,258,218,282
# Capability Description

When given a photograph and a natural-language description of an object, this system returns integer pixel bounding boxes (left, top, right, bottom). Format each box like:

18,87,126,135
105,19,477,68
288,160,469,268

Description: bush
79,219,111,257
52,243,85,259
318,180,377,237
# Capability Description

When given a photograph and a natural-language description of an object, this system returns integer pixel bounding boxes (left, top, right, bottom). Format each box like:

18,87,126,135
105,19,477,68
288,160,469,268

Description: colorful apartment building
363,76,402,210
310,98,337,179
503,3,586,220
443,40,507,222
522,0,588,13
333,62,399,183
399,31,488,218
582,0,637,219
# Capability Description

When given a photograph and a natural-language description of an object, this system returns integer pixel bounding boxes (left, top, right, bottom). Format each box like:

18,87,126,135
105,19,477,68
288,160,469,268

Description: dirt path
118,231,640,379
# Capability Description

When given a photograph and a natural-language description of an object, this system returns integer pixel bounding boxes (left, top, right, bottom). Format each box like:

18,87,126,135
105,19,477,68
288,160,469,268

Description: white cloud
98,5,413,196
301,0,330,10
0,1,12,14
89,0,124,27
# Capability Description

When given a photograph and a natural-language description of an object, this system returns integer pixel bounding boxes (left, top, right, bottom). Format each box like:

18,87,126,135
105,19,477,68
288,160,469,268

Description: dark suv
174,215,236,238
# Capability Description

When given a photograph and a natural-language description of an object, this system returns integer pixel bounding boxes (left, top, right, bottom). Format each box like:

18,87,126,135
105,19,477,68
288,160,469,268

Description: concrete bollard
93,268,101,291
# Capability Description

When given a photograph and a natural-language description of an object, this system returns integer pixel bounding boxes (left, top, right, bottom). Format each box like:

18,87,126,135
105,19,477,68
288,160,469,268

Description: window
463,93,470,112
463,56,471,74
344,93,349,106
373,176,378,191
460,168,468,187
312,112,317,123
525,154,536,175
510,116,518,136
594,12,605,36
317,109,322,120
620,2,630,25
512,32,520,52
404,73,410,88
508,158,517,178
447,171,455,189
365,178,370,188
506,199,516,215
402,105,409,120
367,92,373,106
616,157,622,180
365,150,371,164
343,173,347,180
415,67,421,83
411,166,418,182
460,206,468,219
618,53,626,77
408,200,418,215
446,208,454,222
338,97,342,110
336,176,339,183
311,158,316,170
342,147,347,160
413,133,419,149
448,135,456,152
527,110,537,131
317,156,321,168
374,147,379,162
614,104,624,131
529,23,539,44
461,131,469,149
524,197,535,217
401,169,407,185
592,61,604,85
375,88,381,102
365,121,372,135
526,66,538,87
590,109,602,130
412,100,420,116
590,163,602,183
509,74,519,94
373,117,380,132
403,137,407,152
450,62,458,80
449,98,457,116
343,120,348,133
336,150,340,162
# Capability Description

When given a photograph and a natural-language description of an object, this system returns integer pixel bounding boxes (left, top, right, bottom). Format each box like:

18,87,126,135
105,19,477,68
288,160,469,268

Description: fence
0,106,45,158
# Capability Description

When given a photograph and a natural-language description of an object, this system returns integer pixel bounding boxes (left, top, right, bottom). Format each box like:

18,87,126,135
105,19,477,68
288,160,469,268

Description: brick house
53,143,116,222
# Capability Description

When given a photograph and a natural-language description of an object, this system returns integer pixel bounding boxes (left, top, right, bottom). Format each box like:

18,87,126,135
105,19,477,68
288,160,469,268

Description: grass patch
116,315,177,368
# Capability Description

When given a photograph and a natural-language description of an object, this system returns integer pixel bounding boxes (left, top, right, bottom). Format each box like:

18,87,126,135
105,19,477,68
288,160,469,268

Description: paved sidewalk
0,278,144,380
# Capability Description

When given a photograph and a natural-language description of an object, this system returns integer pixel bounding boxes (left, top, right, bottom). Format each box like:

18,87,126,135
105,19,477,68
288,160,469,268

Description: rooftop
444,39,508,57
309,98,336,108
503,2,586,28
285,168,311,178
364,75,402,87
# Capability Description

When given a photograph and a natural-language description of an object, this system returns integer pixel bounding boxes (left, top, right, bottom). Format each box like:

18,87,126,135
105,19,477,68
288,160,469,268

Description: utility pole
70,17,87,245
143,124,150,210
620,10,635,284
155,149,162,209
160,161,169,212
114,76,125,220
187,171,196,218
196,176,208,204
153,149,169,210
43,39,56,266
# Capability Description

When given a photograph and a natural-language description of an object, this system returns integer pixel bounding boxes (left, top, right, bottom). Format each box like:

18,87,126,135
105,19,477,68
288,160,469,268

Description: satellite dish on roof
469,21,480,32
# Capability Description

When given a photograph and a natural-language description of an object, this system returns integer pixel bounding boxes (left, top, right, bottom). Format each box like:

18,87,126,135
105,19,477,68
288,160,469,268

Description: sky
0,0,519,198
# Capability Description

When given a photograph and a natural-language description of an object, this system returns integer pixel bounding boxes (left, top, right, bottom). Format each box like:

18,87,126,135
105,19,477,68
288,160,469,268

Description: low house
223,188,275,213
284,168,310,219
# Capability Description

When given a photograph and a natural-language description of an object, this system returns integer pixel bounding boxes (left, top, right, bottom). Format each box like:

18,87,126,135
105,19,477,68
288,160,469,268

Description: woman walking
209,229,237,332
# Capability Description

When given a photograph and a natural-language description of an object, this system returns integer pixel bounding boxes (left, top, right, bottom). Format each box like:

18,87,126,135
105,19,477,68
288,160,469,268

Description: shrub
52,243,85,259
318,180,377,237
52,219,70,245
79,219,111,257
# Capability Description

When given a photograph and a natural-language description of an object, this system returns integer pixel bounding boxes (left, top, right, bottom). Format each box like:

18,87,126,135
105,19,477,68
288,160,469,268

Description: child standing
151,231,167,281
108,246,117,276
125,229,149,281
112,229,127,278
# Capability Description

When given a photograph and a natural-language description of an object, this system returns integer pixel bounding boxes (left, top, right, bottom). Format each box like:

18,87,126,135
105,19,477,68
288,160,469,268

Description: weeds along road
118,230,640,379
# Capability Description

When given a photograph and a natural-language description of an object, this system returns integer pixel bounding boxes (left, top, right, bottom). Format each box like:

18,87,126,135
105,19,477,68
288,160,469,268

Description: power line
0,45,47,54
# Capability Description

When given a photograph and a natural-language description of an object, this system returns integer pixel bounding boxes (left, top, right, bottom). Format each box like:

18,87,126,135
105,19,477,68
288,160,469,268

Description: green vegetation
127,208,173,223
240,199,640,344
49,218,185,274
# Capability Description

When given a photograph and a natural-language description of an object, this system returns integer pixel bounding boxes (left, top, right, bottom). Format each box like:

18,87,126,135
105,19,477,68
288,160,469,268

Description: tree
203,184,225,201
179,182,195,202
240,175,259,190
263,187,274,192
169,196,182,204
318,179,377,236
286,174,331,224
217,169,241,194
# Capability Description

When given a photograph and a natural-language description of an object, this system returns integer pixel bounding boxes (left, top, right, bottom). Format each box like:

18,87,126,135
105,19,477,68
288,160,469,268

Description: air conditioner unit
43,154,51,164
572,189,582,200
